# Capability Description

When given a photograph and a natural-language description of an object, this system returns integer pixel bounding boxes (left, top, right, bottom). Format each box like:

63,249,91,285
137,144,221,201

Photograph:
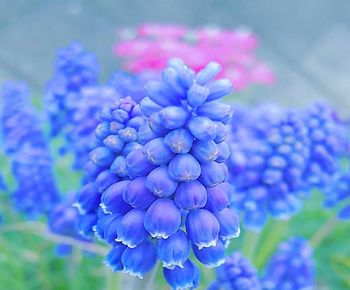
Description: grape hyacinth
208,252,261,290
45,43,98,137
229,110,310,230
303,103,348,187
1,82,46,154
262,237,315,290
114,24,275,91
324,170,350,220
76,59,239,289
12,144,60,217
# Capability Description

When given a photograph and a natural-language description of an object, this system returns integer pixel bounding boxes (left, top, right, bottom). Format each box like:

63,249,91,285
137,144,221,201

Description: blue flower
228,108,310,230
262,237,315,290
77,60,238,289
209,251,261,290
324,170,350,219
303,103,348,187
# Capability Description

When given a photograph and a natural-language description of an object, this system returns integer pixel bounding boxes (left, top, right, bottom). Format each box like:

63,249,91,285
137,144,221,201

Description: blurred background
1,1,350,290
0,0,349,109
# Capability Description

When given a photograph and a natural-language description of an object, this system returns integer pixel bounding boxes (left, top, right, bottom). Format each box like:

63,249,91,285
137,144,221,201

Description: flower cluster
45,43,99,137
75,59,239,289
1,82,60,217
114,24,275,91
324,170,350,220
229,109,310,230
303,103,348,187
208,252,261,290
1,82,46,154
262,237,315,290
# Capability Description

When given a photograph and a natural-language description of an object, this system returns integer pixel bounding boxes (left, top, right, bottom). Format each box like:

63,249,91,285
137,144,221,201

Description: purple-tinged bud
126,149,156,178
110,156,127,177
144,199,181,239
192,240,226,268
195,62,221,85
216,142,230,163
140,97,162,117
94,213,122,244
191,140,218,163
188,116,216,141
104,243,127,272
187,84,209,108
162,68,187,97
186,209,220,249
74,182,100,214
143,138,174,165
206,79,233,102
214,122,227,143
100,181,132,214
199,162,225,187
214,208,240,241
149,112,170,135
95,170,120,193
157,230,190,269
138,123,157,145
122,142,142,156
89,147,114,167
95,122,110,139
121,240,157,278
159,106,189,129
79,212,97,237
168,154,201,182
174,180,207,210
205,183,231,212
116,209,148,248
164,129,194,153
197,102,233,124
112,109,129,123
123,177,156,209
146,167,178,197
163,260,200,290
118,127,137,142
145,81,180,107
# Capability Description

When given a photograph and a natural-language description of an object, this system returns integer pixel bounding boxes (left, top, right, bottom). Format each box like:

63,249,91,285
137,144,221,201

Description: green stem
310,215,338,248
241,230,261,260
105,270,120,290
145,261,159,290
254,219,288,268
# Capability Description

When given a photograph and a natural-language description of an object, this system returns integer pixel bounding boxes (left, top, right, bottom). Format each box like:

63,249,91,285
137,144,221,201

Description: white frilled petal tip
221,228,241,241
122,268,144,279
115,237,137,248
100,203,112,214
150,232,170,239
196,239,217,250
72,202,86,215
204,258,225,269
162,261,185,269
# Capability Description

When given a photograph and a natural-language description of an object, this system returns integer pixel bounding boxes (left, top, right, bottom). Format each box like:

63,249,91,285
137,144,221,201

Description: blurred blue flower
229,108,310,230
324,170,350,219
1,81,46,154
76,59,237,288
208,251,261,290
12,144,60,217
45,42,99,137
262,237,315,290
0,172,7,191
303,103,348,187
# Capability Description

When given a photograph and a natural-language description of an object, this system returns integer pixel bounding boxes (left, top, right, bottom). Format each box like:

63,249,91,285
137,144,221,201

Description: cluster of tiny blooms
262,237,315,290
1,82,46,154
45,43,99,137
228,109,310,230
302,103,348,187
1,82,60,217
75,59,240,289
324,170,350,219
208,252,261,290
48,195,87,256
114,23,275,91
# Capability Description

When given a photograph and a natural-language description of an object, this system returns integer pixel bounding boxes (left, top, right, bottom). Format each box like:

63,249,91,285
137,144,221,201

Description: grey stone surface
0,0,349,111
